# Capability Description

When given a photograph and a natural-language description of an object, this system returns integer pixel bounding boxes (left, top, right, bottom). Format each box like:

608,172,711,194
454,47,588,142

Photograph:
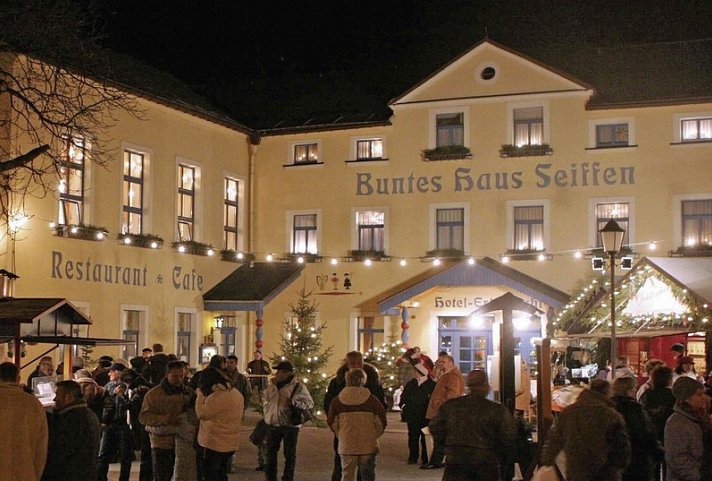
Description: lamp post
599,219,625,380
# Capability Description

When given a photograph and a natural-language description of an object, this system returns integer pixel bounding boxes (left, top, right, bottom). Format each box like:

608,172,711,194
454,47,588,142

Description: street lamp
600,219,625,380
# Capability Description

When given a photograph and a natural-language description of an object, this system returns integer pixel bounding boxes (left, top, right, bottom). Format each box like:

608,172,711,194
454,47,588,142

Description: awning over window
369,257,569,315
203,262,304,312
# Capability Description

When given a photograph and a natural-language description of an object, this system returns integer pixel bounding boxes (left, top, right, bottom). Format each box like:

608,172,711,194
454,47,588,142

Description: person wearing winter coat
641,366,676,440
422,354,464,469
328,368,387,481
225,354,252,406
611,377,664,481
429,370,516,481
73,368,105,420
664,376,711,481
324,351,386,481
139,360,196,481
41,380,101,481
0,362,48,481
196,366,244,481
399,364,435,465
263,360,314,481
542,386,631,481
97,363,135,481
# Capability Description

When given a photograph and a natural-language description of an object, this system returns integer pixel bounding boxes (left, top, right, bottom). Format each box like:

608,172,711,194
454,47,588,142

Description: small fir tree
271,288,333,424
365,338,407,396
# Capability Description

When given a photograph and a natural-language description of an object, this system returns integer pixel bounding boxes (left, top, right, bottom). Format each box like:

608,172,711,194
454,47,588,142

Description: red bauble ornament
255,318,264,327
255,340,264,348
401,321,409,330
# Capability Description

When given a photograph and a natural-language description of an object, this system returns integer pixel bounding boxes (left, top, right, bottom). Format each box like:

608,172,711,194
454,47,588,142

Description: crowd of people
1,342,711,481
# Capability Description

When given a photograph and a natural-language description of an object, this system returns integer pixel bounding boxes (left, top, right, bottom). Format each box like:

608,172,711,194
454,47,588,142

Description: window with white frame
292,213,318,254
513,205,544,251
356,210,385,251
176,311,194,365
293,142,319,164
436,113,464,147
356,138,384,160
681,117,712,142
436,208,465,251
682,199,712,247
514,106,544,146
121,307,147,360
596,123,629,147
58,136,86,225
177,164,195,241
224,177,240,250
122,150,145,234
595,202,630,248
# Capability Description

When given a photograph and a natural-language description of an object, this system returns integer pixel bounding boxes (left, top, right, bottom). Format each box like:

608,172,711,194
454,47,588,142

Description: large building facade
2,40,711,379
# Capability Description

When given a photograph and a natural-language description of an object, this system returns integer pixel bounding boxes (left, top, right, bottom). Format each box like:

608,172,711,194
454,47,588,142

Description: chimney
0,269,19,298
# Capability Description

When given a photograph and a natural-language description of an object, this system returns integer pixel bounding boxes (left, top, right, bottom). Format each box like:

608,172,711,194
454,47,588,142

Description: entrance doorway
438,316,492,374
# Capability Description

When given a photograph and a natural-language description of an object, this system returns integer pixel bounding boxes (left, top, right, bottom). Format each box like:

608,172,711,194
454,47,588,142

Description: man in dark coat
399,364,435,465
429,370,516,481
543,384,631,481
97,363,135,481
142,343,169,385
612,377,664,481
324,351,386,481
42,380,101,481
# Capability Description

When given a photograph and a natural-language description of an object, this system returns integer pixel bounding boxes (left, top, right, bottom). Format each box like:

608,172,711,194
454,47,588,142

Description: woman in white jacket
196,367,244,481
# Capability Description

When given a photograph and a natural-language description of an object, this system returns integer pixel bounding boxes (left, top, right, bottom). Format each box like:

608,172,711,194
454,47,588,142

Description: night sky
89,0,712,127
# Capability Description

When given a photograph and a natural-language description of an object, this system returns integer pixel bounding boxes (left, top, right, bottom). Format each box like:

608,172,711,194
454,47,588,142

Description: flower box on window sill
422,249,466,262
499,144,553,158
172,240,216,256
503,249,551,261
345,250,390,262
53,223,109,241
585,247,635,259
220,249,254,263
285,253,322,263
669,245,712,258
118,233,164,249
422,146,472,161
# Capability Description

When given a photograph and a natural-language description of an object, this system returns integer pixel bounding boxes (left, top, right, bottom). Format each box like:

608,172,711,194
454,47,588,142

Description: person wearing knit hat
664,377,710,481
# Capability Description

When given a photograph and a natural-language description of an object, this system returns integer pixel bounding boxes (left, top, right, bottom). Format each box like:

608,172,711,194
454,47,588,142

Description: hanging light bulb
433,258,441,266
399,259,407,266
364,258,372,266
330,258,338,265
266,253,274,262
574,251,582,259
468,257,475,265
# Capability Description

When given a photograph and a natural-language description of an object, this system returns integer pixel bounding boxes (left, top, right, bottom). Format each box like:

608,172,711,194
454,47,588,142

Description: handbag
249,419,268,446
289,382,312,426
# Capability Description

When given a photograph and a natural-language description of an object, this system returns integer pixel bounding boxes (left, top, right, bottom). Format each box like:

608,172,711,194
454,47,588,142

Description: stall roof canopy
0,335,134,346
566,257,712,336
0,298,92,325
203,262,304,312
369,257,569,315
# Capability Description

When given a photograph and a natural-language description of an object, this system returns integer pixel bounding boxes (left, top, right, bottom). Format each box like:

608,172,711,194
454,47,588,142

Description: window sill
423,153,473,161
283,161,324,168
345,158,389,165
118,233,164,249
670,139,712,146
585,145,638,151
172,241,216,256
502,250,551,261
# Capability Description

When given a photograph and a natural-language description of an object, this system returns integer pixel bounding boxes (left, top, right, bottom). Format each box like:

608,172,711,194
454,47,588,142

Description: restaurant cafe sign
50,250,205,291
356,161,635,196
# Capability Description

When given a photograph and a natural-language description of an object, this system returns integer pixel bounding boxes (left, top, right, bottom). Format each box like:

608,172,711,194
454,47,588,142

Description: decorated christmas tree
271,287,333,423
365,338,408,396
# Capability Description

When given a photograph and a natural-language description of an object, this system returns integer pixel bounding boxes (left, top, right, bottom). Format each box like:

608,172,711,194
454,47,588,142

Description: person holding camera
262,360,314,481
97,363,134,481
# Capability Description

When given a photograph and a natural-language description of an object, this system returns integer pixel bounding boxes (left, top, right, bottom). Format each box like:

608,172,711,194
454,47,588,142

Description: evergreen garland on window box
172,240,215,256
219,249,254,263
347,250,388,261
117,232,164,249
53,223,109,241
499,144,553,158
669,245,712,257
285,253,322,263
425,248,465,259
422,145,472,161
